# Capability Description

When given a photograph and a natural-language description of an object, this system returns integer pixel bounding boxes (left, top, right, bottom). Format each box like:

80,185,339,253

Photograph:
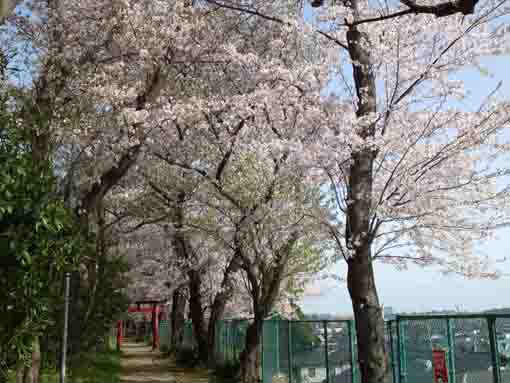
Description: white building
299,364,351,383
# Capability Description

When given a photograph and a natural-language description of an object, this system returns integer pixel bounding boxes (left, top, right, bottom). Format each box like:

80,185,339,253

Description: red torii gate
116,299,166,351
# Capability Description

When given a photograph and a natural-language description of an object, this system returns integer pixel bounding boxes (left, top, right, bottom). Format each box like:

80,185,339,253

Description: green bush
0,95,87,379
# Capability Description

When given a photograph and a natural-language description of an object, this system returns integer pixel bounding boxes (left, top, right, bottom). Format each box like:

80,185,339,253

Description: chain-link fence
182,321,196,350
158,313,510,383
282,320,357,383
159,319,171,349
158,319,195,351
214,319,251,365
392,314,510,383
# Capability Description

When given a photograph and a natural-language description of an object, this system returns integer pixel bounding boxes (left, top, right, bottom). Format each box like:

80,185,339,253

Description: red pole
116,320,123,351
152,305,159,350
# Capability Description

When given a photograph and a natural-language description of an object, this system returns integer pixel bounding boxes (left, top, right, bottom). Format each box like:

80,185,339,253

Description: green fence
261,320,357,383
159,319,170,349
158,320,195,350
393,314,510,383
214,319,251,365
159,313,510,383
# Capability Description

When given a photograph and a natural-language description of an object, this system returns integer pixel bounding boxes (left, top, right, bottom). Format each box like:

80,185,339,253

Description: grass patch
13,351,121,383
70,351,121,383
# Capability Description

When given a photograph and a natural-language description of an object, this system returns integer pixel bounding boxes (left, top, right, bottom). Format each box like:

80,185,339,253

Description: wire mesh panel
214,319,251,365
262,320,293,383
452,318,492,383
389,315,510,383
399,318,449,383
225,321,233,362
288,321,328,383
496,317,510,383
326,321,352,383
182,321,195,350
231,319,250,363
215,320,227,365
263,320,280,383
159,319,170,349
278,320,291,382
386,321,398,383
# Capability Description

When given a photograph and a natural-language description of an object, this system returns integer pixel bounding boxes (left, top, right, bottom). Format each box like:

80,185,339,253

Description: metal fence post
396,318,407,383
219,321,223,363
324,321,330,383
348,320,358,383
387,321,397,383
276,321,280,375
261,321,265,383
488,317,501,383
60,272,71,383
234,322,238,362
229,323,233,362
225,322,228,363
214,321,219,364
446,318,456,383
287,321,293,383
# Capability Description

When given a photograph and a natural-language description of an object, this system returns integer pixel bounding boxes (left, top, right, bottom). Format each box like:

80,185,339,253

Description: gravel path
119,341,210,383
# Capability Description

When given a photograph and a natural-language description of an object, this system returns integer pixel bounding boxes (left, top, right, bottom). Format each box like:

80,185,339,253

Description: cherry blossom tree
24,0,259,362
149,92,329,376
105,155,238,361
173,1,510,382
105,2,332,371
1,0,240,373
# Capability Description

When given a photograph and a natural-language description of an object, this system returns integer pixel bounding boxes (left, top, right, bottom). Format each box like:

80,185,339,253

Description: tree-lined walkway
120,341,210,383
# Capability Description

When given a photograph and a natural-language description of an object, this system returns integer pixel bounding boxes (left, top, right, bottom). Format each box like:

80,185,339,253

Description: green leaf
22,250,31,265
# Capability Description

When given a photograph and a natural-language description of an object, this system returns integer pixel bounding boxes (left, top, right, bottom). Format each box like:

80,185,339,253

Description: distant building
290,349,352,383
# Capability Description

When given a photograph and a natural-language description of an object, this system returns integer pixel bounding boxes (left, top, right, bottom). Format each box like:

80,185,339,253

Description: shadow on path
120,341,210,383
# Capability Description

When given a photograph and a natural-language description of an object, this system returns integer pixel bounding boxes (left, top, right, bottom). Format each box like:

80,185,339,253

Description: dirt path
120,341,210,383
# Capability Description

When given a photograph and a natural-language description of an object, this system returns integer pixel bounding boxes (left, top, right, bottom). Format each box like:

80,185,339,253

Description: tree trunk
28,338,41,383
187,270,208,363
343,0,390,375
347,251,389,383
236,236,296,383
207,294,227,367
17,338,41,383
16,363,26,383
207,257,237,367
238,317,263,383
171,288,186,351
83,201,105,328
346,149,390,383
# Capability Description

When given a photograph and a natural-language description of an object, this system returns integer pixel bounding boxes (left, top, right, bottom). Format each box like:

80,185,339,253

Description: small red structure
432,348,449,383
125,300,167,350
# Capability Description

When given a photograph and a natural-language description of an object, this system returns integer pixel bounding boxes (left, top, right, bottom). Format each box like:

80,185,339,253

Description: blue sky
302,237,510,315
301,56,510,315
